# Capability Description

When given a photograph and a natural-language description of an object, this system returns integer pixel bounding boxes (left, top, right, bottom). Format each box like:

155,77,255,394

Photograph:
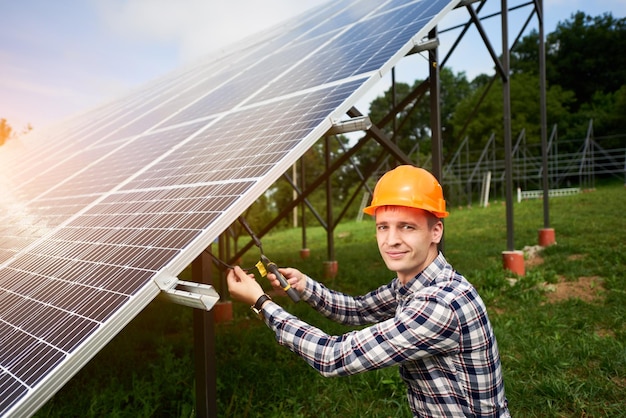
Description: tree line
364,11,626,168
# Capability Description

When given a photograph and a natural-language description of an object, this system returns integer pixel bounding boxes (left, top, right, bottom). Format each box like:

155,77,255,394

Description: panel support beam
348,108,414,165
465,3,507,80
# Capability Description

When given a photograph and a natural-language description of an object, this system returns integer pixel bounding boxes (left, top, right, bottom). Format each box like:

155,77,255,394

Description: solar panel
0,0,460,415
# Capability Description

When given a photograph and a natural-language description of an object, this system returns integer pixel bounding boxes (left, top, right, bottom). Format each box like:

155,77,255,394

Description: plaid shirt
263,253,509,417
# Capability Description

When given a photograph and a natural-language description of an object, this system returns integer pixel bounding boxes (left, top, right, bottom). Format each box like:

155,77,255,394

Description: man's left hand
226,266,265,305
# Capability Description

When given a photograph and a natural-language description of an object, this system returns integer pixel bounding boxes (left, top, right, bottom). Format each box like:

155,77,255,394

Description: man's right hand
267,267,307,294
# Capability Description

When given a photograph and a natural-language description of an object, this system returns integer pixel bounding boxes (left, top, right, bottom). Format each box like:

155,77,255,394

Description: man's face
375,206,442,284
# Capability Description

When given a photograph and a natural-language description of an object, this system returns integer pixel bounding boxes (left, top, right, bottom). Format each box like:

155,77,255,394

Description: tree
550,12,626,108
0,119,32,146
268,135,351,229
361,67,471,171
567,85,626,149
0,118,12,146
502,11,626,143
510,29,540,76
451,72,576,155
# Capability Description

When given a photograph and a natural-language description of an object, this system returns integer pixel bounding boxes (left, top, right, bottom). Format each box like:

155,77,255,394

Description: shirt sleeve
300,276,397,325
262,295,460,377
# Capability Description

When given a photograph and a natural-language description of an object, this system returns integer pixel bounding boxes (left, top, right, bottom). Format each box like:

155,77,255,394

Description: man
227,165,510,417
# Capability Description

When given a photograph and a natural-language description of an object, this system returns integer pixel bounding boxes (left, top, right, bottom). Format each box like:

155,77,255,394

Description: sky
1,0,625,134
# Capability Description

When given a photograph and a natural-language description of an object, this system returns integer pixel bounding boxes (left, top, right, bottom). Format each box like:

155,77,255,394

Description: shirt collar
396,252,448,297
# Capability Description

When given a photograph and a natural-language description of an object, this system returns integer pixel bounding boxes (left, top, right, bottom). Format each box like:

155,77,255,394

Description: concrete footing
212,300,233,323
502,250,525,276
324,260,338,279
538,228,556,247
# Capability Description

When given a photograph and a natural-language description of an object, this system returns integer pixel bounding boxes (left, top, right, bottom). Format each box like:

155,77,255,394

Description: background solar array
0,0,457,415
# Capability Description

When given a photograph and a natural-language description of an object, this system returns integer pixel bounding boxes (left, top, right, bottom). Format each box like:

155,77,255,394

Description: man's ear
431,220,444,244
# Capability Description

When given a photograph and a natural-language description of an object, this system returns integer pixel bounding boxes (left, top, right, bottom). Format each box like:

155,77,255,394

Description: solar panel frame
0,0,461,415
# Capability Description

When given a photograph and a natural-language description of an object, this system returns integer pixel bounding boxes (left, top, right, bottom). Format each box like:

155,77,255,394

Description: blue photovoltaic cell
253,0,451,102
0,0,459,415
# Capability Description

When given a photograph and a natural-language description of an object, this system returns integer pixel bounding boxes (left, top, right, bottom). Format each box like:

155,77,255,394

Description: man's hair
376,206,442,229
426,212,441,229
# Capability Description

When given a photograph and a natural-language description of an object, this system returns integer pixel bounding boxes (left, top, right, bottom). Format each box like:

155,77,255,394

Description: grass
36,182,626,417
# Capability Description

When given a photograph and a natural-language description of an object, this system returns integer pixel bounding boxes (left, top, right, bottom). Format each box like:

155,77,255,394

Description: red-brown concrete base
212,300,233,323
502,250,525,276
324,260,338,279
300,248,310,259
538,228,556,247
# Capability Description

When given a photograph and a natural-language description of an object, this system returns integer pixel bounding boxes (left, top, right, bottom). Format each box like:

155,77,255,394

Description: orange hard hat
363,165,449,218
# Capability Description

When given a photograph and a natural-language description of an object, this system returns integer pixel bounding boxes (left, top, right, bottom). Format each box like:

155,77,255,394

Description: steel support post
192,250,218,418
428,26,445,251
501,0,515,252
538,0,550,228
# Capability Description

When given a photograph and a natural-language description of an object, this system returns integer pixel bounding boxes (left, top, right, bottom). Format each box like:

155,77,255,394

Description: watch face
251,294,271,319
250,306,262,319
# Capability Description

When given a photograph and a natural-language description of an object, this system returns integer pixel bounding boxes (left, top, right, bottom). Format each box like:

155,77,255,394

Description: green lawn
37,182,626,417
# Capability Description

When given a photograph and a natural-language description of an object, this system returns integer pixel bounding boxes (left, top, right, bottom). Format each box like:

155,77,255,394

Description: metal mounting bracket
408,38,439,55
155,272,220,311
328,115,372,135
162,280,220,311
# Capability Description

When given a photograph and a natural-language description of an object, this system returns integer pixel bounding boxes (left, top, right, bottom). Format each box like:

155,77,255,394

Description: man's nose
386,227,402,245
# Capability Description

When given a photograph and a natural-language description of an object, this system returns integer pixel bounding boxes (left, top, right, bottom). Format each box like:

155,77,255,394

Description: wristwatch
251,294,272,319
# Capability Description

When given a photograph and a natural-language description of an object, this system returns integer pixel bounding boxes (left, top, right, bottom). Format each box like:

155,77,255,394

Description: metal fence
441,121,626,207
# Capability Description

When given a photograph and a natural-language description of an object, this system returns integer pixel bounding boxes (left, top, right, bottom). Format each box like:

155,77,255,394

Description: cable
204,216,300,303
237,216,263,253
204,250,256,273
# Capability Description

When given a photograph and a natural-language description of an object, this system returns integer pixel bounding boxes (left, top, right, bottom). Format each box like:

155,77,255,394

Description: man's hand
226,266,265,305
267,267,307,294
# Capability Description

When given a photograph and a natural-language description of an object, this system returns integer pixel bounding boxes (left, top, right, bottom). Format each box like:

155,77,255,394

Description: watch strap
251,294,272,318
